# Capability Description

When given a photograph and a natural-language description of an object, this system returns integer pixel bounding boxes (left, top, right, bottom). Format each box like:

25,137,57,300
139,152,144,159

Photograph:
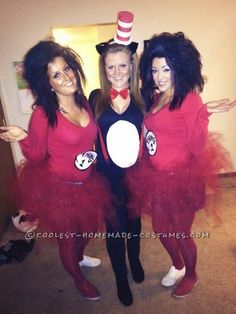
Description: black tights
106,217,141,281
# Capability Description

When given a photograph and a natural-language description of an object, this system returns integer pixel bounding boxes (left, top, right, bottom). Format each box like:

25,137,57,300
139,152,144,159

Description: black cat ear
96,40,138,55
95,42,109,55
128,42,138,54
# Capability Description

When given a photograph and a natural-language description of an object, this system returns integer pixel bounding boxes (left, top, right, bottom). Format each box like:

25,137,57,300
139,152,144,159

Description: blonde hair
95,43,144,117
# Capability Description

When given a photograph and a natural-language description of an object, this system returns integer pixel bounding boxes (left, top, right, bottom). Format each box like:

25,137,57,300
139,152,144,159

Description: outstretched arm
0,125,27,142
1,107,49,163
205,98,236,114
183,93,209,156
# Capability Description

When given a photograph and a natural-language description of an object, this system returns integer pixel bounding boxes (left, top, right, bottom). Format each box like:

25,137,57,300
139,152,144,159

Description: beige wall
1,0,236,169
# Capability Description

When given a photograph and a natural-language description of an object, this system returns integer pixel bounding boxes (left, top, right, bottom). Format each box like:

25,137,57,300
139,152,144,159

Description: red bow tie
109,88,129,100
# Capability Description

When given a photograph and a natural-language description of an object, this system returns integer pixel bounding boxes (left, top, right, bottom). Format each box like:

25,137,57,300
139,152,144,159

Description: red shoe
172,276,199,298
75,278,101,301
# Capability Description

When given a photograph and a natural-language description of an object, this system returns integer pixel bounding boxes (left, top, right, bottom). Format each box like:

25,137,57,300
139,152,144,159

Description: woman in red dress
0,40,112,300
127,32,233,298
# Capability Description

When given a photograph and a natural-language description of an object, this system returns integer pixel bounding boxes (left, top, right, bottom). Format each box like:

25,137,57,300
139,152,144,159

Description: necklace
58,106,69,114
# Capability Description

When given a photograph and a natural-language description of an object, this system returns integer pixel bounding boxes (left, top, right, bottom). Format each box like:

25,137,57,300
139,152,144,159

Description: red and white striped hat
95,10,138,55
114,11,134,45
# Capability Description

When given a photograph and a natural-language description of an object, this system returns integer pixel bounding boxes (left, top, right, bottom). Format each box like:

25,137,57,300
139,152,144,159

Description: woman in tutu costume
0,40,112,300
126,32,233,298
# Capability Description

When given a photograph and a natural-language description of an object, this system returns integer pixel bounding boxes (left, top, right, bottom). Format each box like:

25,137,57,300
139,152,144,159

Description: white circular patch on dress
75,151,97,170
106,120,140,168
146,131,157,156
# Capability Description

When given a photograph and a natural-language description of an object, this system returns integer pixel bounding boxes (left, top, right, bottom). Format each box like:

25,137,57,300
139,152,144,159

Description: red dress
126,92,231,226
14,105,112,233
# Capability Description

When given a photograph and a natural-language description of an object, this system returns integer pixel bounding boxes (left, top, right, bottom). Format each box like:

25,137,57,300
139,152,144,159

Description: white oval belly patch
106,120,140,168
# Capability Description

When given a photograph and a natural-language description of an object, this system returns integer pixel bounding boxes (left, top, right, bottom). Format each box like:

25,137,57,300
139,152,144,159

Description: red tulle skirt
125,132,233,226
12,161,114,234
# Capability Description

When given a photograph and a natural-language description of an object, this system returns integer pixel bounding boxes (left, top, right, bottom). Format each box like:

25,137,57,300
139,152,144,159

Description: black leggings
106,186,142,281
106,215,141,281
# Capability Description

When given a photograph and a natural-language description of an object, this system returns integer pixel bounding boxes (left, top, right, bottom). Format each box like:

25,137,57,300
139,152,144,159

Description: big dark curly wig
140,32,204,111
23,40,86,126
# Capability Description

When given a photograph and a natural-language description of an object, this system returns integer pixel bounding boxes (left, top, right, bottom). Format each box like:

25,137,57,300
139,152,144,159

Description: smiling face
151,57,173,94
47,56,77,101
104,51,132,90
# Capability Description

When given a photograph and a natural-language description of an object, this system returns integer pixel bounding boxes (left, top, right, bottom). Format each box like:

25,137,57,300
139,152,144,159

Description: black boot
116,278,133,306
130,259,145,283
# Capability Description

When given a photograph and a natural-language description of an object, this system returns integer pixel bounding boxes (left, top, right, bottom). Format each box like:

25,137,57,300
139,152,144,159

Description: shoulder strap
97,125,110,162
138,122,145,160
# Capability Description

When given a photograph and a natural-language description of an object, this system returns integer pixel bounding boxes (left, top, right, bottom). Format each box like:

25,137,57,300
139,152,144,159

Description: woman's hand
0,125,28,142
206,98,236,113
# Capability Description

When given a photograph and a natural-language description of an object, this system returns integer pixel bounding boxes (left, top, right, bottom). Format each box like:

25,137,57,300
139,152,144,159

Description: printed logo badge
146,131,157,156
75,151,97,170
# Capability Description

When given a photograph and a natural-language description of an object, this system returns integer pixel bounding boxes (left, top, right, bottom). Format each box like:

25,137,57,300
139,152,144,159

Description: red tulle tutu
125,132,233,224
12,160,114,234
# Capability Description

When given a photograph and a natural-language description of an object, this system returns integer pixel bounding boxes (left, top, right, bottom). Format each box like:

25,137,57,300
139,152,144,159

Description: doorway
52,23,116,97
0,96,17,238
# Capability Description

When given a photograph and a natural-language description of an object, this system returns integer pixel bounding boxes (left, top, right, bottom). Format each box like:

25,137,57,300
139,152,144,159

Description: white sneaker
161,266,186,287
79,255,101,267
